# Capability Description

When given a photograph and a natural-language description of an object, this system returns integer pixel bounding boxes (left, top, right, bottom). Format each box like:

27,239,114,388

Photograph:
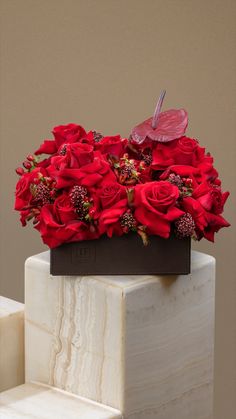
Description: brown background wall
0,1,235,417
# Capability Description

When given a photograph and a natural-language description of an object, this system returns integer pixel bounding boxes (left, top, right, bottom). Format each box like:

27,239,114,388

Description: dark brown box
50,234,191,276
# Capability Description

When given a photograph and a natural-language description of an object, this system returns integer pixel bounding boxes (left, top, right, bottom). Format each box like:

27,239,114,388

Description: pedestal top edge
0,296,24,318
0,382,122,418
25,250,215,289
31,381,122,415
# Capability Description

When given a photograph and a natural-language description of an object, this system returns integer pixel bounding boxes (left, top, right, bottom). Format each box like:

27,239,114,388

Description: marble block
0,296,25,392
0,382,122,418
25,250,215,418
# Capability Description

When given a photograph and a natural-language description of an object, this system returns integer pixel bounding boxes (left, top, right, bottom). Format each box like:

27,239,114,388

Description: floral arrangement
14,92,230,248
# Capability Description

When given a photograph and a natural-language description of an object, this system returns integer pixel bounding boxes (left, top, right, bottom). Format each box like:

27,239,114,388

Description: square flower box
50,234,191,276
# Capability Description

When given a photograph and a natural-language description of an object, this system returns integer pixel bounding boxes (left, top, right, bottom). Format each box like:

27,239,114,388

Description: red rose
35,203,99,248
49,143,94,171
181,188,230,241
177,137,198,153
192,182,229,215
160,162,218,186
98,182,128,237
99,182,127,209
35,140,58,156
134,181,184,238
159,166,199,190
181,196,208,232
160,165,200,179
35,124,87,155
174,137,204,166
20,209,32,226
139,166,152,183
152,136,208,171
65,143,94,167
96,135,127,158
197,160,218,183
53,124,86,145
129,137,156,153
151,141,176,170
14,168,42,210
81,130,97,146
50,152,116,190
53,194,76,224
36,156,53,169
203,212,230,242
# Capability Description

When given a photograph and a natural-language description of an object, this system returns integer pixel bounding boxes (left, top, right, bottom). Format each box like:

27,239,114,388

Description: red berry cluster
70,186,92,221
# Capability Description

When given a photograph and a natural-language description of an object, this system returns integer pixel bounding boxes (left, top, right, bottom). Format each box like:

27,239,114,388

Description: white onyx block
25,251,215,418
0,296,24,392
0,382,121,418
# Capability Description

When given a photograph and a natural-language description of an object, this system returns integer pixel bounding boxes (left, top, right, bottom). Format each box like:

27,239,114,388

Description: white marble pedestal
0,296,24,392
25,251,215,419
0,383,121,419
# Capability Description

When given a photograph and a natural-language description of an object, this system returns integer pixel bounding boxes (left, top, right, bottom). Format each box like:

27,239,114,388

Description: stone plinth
0,296,24,392
25,251,215,419
0,383,121,418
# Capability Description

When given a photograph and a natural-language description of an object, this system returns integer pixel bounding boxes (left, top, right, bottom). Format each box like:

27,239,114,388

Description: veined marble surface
25,255,124,409
0,382,122,418
0,296,24,318
0,296,24,392
25,250,215,418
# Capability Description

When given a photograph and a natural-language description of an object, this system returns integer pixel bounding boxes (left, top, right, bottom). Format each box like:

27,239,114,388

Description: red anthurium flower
131,91,188,145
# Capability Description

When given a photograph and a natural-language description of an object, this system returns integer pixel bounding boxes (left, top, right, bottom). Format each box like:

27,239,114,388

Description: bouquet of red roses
14,94,230,248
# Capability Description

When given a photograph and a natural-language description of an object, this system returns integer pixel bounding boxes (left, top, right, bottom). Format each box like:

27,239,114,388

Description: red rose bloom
160,165,200,179
174,137,204,166
151,141,176,170
53,194,76,224
181,190,230,241
50,152,116,190
35,203,99,248
134,181,184,238
181,196,208,233
160,161,218,187
14,168,43,210
36,156,53,169
53,124,86,145
99,182,127,209
45,138,115,191
98,182,128,237
20,209,32,226
192,182,229,215
152,136,211,175
35,124,87,155
197,160,218,183
50,143,94,171
96,135,127,158
65,142,94,167
203,212,230,242
139,165,152,183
